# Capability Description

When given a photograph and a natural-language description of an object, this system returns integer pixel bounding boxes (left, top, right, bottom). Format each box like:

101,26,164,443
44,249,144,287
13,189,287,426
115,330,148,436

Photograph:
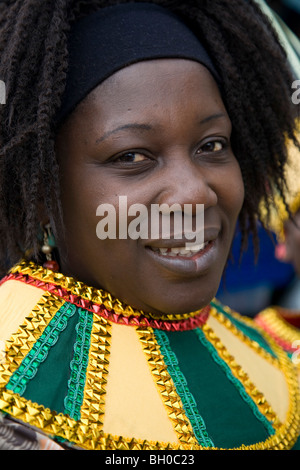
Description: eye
196,140,226,154
114,151,148,163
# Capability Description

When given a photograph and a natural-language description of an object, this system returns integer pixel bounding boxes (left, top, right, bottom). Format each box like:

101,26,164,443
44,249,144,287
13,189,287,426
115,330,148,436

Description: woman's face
55,59,244,315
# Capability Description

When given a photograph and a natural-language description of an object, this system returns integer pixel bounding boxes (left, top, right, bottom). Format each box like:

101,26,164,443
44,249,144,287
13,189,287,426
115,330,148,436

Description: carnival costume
0,261,299,450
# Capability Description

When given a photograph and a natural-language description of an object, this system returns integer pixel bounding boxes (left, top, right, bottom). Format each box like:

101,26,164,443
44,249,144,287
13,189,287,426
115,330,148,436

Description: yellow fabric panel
0,280,44,341
207,314,289,422
102,322,179,444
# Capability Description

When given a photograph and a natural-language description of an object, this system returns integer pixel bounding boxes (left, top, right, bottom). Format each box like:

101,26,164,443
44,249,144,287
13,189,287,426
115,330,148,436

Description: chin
141,282,219,317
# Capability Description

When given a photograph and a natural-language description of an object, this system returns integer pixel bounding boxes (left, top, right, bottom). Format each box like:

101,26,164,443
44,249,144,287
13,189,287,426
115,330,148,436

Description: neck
6,259,211,331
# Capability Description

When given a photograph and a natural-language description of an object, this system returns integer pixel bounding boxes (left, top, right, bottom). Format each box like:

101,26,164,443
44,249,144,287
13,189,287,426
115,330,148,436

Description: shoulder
208,299,300,449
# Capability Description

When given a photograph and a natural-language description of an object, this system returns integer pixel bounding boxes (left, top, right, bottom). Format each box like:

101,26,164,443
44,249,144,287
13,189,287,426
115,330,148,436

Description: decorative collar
2,260,210,331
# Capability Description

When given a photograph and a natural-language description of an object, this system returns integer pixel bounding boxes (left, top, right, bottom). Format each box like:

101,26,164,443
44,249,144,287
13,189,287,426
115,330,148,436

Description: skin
55,59,244,316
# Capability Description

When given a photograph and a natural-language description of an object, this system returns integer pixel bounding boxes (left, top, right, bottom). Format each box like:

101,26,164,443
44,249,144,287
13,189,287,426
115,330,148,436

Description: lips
149,242,209,258
144,227,220,277
144,226,219,252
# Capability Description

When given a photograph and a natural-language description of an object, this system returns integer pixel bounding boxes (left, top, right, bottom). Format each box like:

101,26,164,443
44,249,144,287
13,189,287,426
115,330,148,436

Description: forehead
71,59,225,125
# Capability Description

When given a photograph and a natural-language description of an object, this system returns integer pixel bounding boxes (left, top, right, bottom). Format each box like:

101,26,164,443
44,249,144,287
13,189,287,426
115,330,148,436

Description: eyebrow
96,123,153,144
95,113,228,144
200,112,227,125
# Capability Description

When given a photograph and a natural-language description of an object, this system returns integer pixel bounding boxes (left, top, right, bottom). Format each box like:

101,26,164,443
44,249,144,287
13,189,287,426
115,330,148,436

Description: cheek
57,165,105,256
215,163,245,218
59,167,143,257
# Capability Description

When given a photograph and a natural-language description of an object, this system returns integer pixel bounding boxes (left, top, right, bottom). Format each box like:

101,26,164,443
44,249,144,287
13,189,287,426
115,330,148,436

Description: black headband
57,2,220,124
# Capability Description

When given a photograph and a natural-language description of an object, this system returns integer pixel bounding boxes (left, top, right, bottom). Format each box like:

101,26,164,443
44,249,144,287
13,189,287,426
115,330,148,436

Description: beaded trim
154,329,214,447
4,261,210,331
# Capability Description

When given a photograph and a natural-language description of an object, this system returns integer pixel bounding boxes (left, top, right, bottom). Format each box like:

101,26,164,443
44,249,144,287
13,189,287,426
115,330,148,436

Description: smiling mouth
144,235,218,277
148,241,211,258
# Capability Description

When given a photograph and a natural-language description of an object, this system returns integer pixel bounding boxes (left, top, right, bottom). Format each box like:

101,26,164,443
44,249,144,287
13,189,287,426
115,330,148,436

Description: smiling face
55,59,244,315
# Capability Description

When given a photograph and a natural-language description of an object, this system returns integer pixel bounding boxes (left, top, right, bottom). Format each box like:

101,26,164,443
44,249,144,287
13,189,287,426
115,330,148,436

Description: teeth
168,251,177,257
189,244,201,252
152,242,208,257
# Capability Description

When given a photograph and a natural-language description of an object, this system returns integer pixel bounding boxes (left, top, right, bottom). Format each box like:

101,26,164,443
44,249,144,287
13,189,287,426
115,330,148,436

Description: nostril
156,177,218,209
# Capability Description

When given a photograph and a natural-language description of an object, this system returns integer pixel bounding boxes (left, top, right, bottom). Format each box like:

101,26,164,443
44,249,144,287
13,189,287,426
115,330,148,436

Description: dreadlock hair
0,0,299,276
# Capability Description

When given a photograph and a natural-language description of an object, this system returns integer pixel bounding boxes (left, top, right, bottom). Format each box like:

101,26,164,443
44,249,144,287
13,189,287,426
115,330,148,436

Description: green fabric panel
164,329,270,449
22,305,80,414
211,300,277,358
155,329,214,447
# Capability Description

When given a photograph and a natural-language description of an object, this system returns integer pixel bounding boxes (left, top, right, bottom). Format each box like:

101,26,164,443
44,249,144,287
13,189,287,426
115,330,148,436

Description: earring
41,223,59,272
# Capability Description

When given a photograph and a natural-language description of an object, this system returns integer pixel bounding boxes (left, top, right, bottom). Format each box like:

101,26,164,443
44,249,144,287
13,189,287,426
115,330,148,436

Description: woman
0,0,299,450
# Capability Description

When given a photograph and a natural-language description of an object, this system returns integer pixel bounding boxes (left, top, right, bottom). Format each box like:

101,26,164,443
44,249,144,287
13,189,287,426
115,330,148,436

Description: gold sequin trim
201,321,281,429
241,339,300,450
0,387,201,450
136,326,199,447
0,293,65,386
211,303,280,367
0,278,299,449
204,308,300,449
1,314,299,449
11,260,204,322
79,314,111,435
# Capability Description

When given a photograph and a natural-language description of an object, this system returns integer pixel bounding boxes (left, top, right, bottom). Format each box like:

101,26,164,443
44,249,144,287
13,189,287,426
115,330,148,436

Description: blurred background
217,0,300,317
267,0,300,37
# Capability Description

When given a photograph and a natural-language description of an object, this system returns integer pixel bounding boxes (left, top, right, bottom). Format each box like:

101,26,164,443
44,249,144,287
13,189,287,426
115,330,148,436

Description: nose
155,154,218,211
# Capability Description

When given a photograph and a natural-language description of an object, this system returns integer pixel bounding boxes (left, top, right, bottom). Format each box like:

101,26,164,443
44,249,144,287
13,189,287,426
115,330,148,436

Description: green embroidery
194,327,275,436
155,329,214,448
6,302,77,395
63,308,93,420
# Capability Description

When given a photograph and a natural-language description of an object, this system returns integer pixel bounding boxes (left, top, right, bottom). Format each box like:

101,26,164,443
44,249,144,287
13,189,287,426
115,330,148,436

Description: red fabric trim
255,316,295,353
1,273,209,331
